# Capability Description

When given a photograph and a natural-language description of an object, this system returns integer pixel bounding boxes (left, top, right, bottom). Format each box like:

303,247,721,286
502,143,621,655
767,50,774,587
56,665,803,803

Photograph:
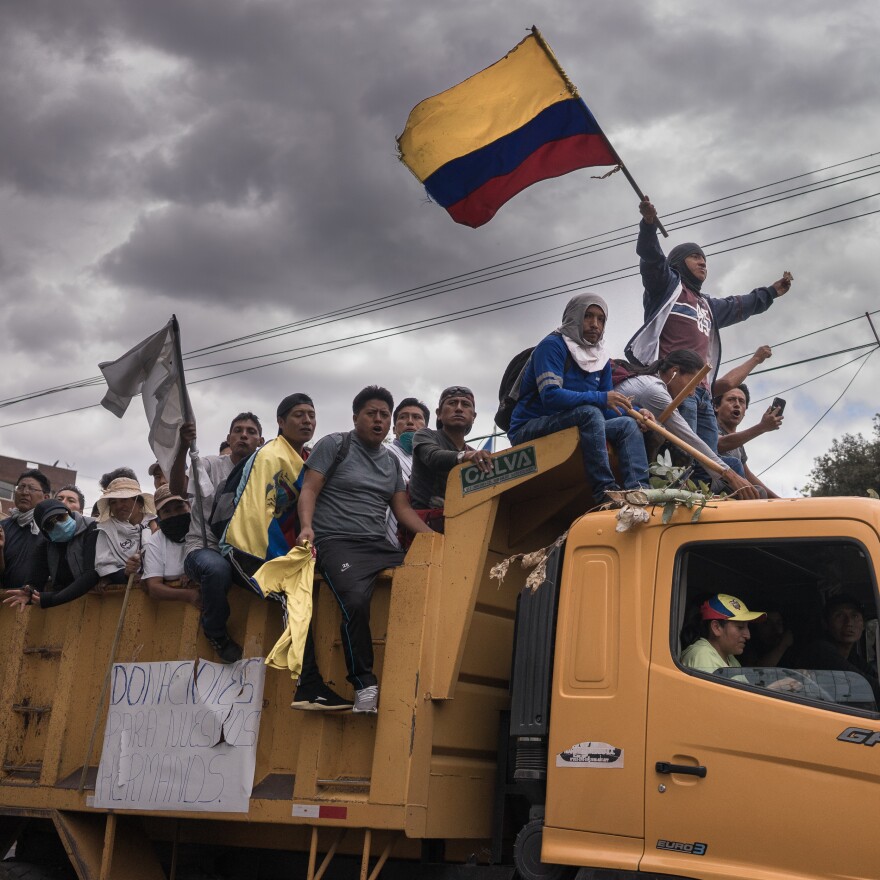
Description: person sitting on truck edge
385,396,430,547
714,383,782,499
89,466,138,518
798,594,880,701
171,413,265,663
410,387,493,519
55,485,86,514
507,293,651,506
0,470,51,591
613,349,757,498
2,498,99,612
296,386,432,715
94,477,155,584
626,196,793,476
681,593,766,679
140,485,200,608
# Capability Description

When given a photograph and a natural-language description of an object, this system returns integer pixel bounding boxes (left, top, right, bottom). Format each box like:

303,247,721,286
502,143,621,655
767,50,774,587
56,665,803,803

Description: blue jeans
678,385,719,452
509,405,648,495
678,385,735,481
184,548,233,640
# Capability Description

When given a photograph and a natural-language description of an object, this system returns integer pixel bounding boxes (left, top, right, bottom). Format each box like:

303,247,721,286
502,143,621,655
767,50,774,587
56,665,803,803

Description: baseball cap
700,593,766,622
154,485,187,513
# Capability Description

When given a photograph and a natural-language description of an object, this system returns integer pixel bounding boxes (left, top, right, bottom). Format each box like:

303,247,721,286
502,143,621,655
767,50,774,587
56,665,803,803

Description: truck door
642,519,880,880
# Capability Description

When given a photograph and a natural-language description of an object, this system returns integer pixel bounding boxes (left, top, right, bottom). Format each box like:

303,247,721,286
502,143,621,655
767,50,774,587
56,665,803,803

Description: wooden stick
171,315,209,550
657,365,710,423
78,572,138,793
99,813,116,880
625,406,725,476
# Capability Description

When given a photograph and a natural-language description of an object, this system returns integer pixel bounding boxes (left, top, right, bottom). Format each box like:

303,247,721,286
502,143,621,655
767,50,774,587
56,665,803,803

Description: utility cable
183,176,880,360
4,159,879,407
756,347,877,477
185,151,880,357
749,343,878,375
722,309,880,365
164,205,880,378
751,348,880,405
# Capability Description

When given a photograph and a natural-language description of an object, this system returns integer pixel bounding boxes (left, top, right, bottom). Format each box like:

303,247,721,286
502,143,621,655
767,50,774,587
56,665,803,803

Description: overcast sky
2,0,878,507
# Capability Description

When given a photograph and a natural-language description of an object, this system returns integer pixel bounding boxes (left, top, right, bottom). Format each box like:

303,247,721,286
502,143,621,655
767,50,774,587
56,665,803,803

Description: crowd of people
0,200,814,714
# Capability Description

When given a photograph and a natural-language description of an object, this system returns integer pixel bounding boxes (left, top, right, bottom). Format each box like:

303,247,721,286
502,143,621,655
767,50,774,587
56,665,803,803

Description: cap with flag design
700,593,766,622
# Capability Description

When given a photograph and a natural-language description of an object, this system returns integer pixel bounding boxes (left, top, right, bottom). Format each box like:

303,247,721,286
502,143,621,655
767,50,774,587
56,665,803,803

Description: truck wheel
0,863,65,880
513,820,576,880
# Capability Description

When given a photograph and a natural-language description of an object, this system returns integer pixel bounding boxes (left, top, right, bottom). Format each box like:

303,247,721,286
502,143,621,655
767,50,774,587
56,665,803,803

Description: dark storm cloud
3,277,90,356
0,33,148,198
0,76,146,198
98,204,294,301
142,104,285,208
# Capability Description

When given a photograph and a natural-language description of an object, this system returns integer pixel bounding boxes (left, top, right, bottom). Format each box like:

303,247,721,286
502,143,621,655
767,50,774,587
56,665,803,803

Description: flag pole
171,315,209,549
530,26,669,238
77,572,138,793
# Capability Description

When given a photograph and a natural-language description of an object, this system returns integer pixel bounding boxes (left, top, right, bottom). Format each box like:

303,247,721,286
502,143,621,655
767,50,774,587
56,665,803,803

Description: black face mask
158,513,191,543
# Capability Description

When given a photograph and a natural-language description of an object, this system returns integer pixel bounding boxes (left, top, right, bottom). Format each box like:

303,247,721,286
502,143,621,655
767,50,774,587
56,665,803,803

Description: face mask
48,517,77,543
158,513,191,543
398,431,415,455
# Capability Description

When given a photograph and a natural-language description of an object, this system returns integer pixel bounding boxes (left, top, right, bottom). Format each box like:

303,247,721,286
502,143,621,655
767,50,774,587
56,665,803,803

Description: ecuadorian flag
397,28,618,228
221,436,313,678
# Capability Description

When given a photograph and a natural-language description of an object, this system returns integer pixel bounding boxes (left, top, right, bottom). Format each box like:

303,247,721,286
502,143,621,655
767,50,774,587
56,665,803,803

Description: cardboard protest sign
93,657,266,813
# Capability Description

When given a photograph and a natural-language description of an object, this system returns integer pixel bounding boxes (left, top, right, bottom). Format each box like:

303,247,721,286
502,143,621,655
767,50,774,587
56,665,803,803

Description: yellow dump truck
2,427,879,879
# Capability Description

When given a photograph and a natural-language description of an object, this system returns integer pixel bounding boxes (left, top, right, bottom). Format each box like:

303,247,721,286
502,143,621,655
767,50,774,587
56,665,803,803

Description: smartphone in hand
771,397,786,415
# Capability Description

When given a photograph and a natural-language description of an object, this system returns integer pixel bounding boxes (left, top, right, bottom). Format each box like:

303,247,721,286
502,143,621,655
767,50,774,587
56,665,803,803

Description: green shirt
681,637,746,682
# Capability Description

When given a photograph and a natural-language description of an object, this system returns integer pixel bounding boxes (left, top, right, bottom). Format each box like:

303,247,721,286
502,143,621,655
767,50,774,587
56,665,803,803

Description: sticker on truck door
556,741,623,768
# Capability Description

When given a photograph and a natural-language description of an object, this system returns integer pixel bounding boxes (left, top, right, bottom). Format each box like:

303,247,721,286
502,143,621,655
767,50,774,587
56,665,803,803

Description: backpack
208,432,353,542
494,346,572,432
493,347,535,431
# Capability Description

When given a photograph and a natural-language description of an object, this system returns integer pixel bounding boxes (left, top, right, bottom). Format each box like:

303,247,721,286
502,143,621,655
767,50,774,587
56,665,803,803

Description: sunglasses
440,386,474,400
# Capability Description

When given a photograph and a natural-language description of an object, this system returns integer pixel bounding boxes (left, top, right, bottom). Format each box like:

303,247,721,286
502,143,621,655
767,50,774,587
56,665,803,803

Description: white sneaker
352,685,379,714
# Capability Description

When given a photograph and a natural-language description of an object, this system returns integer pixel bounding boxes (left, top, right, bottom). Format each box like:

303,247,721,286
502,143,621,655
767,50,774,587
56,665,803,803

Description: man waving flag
397,27,634,229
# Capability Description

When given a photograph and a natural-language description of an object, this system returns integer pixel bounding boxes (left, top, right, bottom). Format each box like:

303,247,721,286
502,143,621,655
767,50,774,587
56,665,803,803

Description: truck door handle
655,761,707,778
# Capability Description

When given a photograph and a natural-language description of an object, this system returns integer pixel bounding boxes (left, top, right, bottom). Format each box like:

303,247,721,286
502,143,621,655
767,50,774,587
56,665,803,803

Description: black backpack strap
322,431,352,485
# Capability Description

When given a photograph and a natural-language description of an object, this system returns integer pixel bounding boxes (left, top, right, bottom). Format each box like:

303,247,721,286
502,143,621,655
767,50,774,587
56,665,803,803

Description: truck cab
533,480,880,879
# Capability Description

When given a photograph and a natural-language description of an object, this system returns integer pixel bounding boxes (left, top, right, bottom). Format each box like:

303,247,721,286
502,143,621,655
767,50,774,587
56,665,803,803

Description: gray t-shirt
184,454,234,557
307,431,404,540
719,427,747,464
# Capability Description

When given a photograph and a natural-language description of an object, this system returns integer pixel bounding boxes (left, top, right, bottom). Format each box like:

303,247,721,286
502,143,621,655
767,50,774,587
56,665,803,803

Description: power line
181,167,880,360
184,151,880,357
4,155,879,409
2,204,879,422
722,309,880,365
750,343,879,375
138,204,880,380
751,349,879,405
756,348,877,477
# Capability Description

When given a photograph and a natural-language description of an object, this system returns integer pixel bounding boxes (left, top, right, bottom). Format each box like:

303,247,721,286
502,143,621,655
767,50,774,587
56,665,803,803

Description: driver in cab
682,593,803,693
681,593,763,680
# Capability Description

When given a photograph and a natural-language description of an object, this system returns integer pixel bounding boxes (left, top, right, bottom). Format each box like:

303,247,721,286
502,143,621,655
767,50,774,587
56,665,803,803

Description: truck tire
513,820,576,880
0,863,64,880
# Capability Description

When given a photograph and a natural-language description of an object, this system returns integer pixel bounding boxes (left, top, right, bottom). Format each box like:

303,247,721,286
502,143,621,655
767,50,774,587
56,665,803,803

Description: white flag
99,319,191,481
